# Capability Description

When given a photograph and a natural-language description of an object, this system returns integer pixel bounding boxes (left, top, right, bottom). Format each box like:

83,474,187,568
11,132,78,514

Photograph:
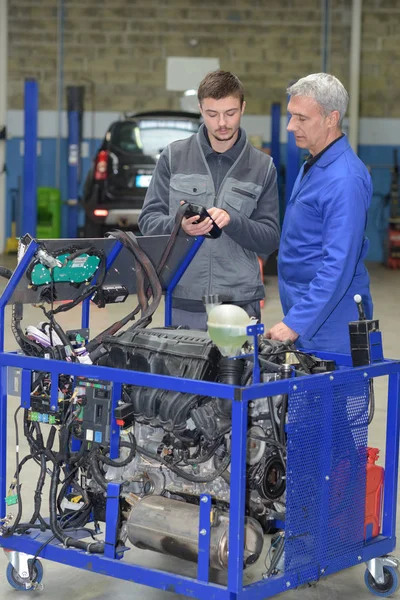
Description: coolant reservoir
207,304,256,356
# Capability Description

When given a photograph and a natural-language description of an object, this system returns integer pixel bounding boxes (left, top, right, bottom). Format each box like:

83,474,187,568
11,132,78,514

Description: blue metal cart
0,235,399,598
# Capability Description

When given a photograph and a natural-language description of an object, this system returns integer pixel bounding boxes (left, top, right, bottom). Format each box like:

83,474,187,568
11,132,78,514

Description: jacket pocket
169,174,209,214
231,186,257,200
225,194,257,218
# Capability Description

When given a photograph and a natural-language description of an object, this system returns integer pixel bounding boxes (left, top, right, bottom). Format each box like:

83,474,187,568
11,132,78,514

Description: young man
139,70,280,329
266,73,373,353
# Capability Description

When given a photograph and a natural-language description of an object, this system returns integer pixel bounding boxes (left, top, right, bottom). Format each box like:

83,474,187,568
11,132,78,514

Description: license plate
136,174,152,188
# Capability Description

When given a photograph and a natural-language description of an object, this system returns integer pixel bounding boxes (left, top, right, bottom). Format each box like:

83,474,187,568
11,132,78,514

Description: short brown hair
197,70,244,106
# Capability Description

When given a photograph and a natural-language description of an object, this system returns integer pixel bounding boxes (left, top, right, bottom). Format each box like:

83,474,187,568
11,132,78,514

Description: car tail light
94,150,109,180
94,209,108,217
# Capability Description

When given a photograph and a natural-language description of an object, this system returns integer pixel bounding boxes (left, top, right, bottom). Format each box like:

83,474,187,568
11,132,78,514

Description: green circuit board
30,253,101,287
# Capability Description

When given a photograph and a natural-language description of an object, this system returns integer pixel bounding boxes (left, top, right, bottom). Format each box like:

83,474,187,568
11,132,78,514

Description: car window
137,119,200,156
111,123,143,153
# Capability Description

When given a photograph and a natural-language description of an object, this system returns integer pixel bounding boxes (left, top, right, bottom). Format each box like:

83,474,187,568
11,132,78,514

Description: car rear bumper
104,208,142,226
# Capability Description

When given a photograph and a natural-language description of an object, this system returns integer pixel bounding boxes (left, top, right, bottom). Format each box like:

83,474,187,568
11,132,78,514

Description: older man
267,73,373,353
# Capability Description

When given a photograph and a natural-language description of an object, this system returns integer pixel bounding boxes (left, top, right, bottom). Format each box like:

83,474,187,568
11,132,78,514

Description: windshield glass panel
111,123,143,153
138,119,200,155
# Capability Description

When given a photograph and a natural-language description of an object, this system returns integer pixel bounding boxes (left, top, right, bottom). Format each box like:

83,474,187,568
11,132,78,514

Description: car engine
2,238,336,571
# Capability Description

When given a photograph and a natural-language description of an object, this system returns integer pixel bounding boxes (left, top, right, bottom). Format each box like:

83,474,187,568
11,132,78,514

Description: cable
97,433,136,467
6,407,24,536
49,464,104,553
136,444,231,483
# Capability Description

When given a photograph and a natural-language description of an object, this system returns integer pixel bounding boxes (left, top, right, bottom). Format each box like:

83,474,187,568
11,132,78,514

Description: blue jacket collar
289,135,350,202
313,134,350,168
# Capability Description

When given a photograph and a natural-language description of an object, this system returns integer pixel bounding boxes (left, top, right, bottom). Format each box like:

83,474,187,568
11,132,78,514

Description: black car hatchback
82,111,201,237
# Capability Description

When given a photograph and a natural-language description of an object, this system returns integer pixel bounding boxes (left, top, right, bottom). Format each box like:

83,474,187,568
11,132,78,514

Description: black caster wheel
6,558,43,591
364,565,399,597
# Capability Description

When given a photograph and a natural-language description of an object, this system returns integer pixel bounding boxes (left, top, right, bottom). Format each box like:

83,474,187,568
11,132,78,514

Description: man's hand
180,203,230,236
207,207,230,229
181,214,214,236
265,321,299,343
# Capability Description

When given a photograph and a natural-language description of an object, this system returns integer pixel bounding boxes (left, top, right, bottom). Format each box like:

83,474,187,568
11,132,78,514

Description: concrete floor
0,257,399,599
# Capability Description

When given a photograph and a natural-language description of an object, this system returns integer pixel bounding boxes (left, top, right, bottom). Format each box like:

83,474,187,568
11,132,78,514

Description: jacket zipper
232,186,256,199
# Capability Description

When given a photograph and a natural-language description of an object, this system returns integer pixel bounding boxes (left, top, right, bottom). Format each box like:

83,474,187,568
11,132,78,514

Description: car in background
82,110,201,237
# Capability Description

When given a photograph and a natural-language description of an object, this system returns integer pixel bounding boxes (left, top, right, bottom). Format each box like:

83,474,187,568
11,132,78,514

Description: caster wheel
6,559,43,591
364,565,399,597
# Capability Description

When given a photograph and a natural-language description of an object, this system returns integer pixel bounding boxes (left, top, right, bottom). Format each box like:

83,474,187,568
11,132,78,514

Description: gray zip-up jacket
139,125,280,304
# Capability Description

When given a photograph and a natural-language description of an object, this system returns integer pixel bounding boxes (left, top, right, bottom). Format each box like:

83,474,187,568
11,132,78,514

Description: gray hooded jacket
139,125,280,305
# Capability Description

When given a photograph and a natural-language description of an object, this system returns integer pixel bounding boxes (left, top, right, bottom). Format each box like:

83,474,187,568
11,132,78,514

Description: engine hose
180,440,220,465
12,303,44,358
86,229,163,352
267,396,286,466
69,439,89,465
213,454,230,485
89,452,108,491
97,434,136,467
0,266,12,280
219,357,245,385
88,206,187,354
137,444,231,484
29,453,47,527
50,464,104,553
279,394,288,446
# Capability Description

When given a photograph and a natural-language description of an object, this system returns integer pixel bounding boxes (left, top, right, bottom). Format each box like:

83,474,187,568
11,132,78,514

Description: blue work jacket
278,135,373,354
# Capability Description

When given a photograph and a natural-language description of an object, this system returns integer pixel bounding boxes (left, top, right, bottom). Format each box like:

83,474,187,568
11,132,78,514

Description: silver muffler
126,495,264,570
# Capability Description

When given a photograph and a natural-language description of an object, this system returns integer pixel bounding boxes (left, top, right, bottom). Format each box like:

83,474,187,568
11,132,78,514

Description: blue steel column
0,365,7,519
285,91,301,207
382,372,400,538
228,396,248,594
67,110,79,238
0,241,38,517
270,102,281,217
104,482,122,559
66,86,84,239
22,79,38,237
197,494,212,582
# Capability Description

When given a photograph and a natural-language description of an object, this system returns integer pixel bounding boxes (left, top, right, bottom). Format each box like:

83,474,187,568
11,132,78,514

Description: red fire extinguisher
364,447,384,540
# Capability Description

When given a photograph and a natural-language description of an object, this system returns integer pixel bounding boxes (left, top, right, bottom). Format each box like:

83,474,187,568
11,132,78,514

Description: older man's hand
265,321,299,343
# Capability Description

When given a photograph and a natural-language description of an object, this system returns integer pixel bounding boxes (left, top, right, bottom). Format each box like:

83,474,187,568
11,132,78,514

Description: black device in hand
183,202,222,239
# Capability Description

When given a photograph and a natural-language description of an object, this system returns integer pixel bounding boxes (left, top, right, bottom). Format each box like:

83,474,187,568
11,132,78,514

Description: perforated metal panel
285,371,369,584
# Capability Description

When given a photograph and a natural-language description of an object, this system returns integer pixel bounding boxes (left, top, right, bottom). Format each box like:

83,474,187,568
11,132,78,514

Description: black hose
137,444,231,484
267,396,286,466
49,464,104,553
279,394,288,446
97,434,136,467
29,453,47,526
0,266,12,280
89,452,108,492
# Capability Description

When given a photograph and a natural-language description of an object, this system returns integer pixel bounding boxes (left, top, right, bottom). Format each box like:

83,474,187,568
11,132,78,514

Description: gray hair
287,73,349,126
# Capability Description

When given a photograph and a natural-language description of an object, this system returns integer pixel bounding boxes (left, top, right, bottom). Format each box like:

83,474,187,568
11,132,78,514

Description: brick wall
7,0,400,117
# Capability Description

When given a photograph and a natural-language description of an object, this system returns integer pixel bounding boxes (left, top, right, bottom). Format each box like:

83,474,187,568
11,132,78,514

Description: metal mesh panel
284,371,369,584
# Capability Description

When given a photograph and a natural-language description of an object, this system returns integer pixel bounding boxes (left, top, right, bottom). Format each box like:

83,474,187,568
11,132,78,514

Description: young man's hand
265,321,299,343
180,203,230,236
181,214,214,236
207,207,230,228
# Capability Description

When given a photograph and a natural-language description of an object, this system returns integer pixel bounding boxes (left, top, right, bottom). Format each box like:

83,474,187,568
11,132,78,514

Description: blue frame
22,79,38,238
0,237,399,599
